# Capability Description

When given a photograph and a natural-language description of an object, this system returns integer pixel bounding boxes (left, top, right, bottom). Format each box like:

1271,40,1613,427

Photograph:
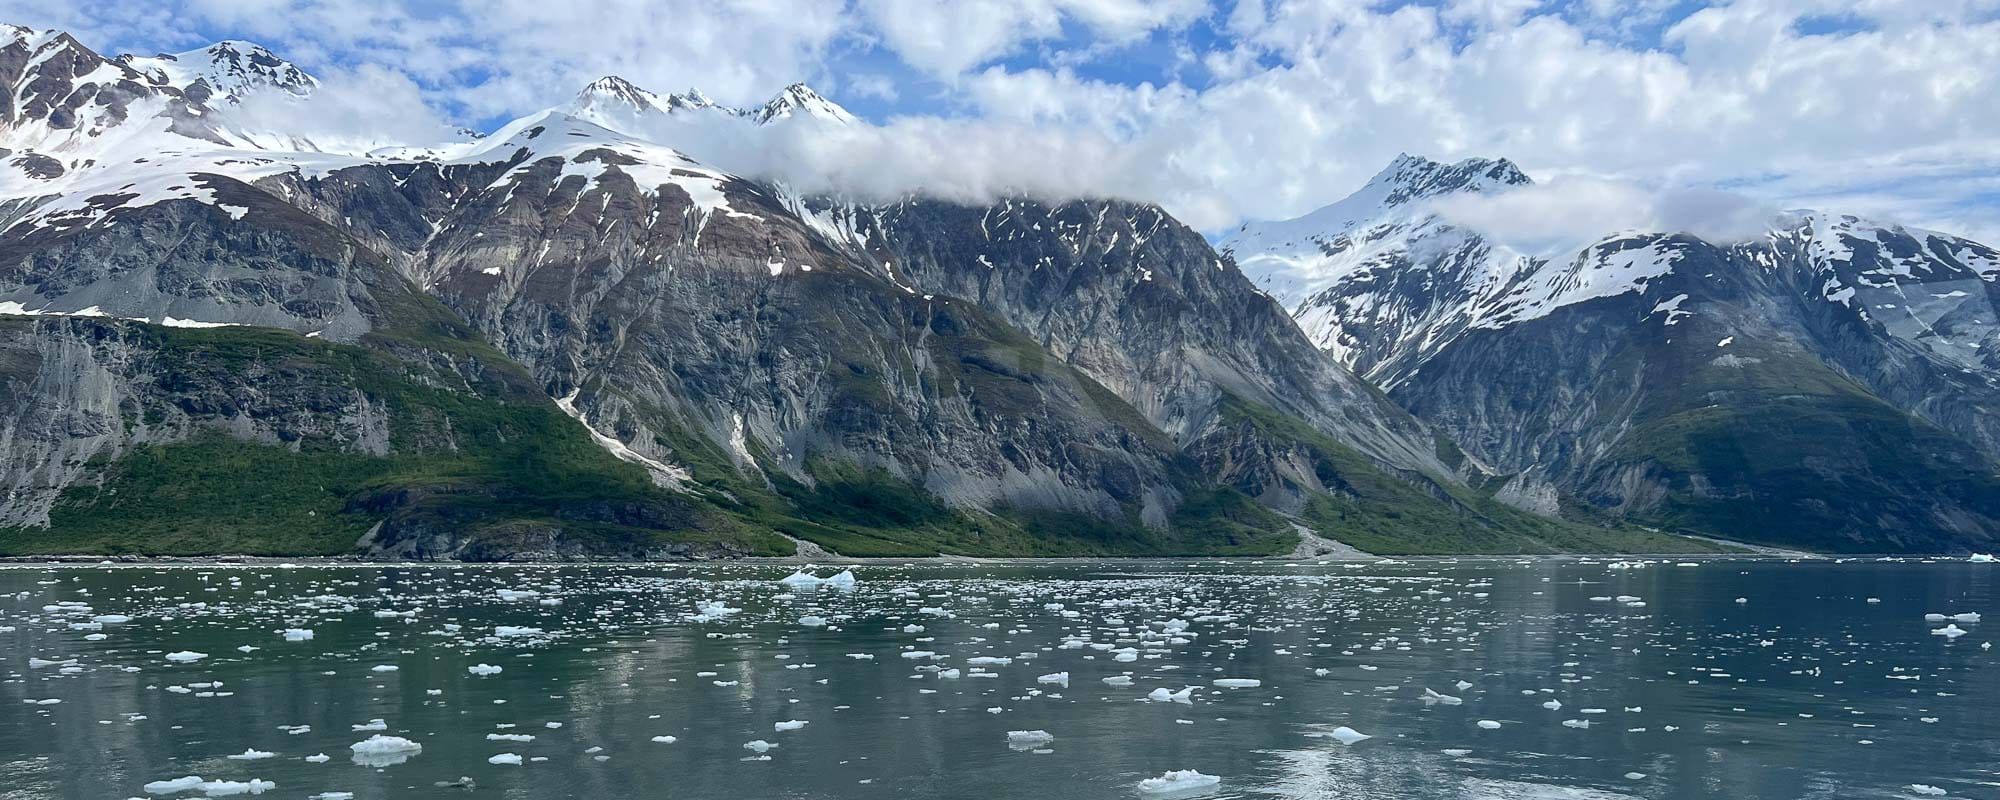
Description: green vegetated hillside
0,314,1725,560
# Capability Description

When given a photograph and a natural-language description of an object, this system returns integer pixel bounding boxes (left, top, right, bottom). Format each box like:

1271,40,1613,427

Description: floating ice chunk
798,615,828,627
1909,785,1947,796
144,776,206,794
165,651,208,663
309,794,353,800
487,734,534,742
1624,772,1647,780
1037,672,1069,687
351,719,388,732
651,736,678,744
348,735,421,767
1932,625,1968,638
93,614,133,623
1148,687,1194,704
468,664,503,676
488,753,522,765
1007,730,1055,749
1212,679,1260,689
370,665,400,673
1969,553,1995,563
226,749,275,760
282,629,314,642
495,589,540,601
1951,613,1980,623
1329,726,1371,745
778,572,823,589
1562,719,1591,729
743,740,776,753
1423,688,1463,705
304,754,330,763
1477,720,1502,729
193,779,275,796
774,720,809,732
493,626,543,638
1543,700,1563,710
824,570,858,589
1103,676,1134,686
1137,770,1220,795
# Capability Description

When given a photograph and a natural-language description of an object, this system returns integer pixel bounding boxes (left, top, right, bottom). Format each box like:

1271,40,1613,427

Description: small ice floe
824,570,858,589
487,753,522,766
282,629,314,642
1329,726,1371,745
165,651,208,663
1562,719,1591,729
145,776,277,796
309,794,353,800
1038,672,1070,687
1476,720,1503,730
495,589,540,601
1212,679,1260,689
778,571,824,589
1908,785,1947,796
1148,687,1194,704
226,749,275,760
349,735,422,767
1969,553,1995,563
1423,688,1463,705
743,740,777,753
493,626,543,638
370,665,400,673
145,776,206,794
798,615,828,627
351,720,388,732
487,734,534,743
1624,772,1647,780
1137,770,1220,796
774,720,809,732
304,754,330,763
1542,700,1563,710
1103,676,1134,686
468,664,503,676
1007,730,1056,750
1931,625,1968,639
651,736,678,744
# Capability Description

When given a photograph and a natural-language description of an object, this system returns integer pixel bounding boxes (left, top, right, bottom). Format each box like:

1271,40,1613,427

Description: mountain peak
576,75,661,111
1368,154,1531,208
754,83,856,126
118,39,317,102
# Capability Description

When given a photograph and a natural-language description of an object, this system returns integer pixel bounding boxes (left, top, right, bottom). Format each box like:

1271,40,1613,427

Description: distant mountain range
3,24,1995,558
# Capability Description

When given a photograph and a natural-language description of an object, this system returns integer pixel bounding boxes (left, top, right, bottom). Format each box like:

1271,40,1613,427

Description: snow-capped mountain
6,25,1622,560
116,39,317,103
1223,154,2000,551
568,75,855,136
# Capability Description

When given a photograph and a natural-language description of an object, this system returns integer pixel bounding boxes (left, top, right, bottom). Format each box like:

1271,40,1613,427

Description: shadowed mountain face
4,26,1682,559
1223,155,2000,554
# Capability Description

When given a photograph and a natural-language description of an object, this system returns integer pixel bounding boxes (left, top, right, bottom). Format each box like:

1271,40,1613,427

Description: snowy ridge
117,40,317,102
1227,154,2000,388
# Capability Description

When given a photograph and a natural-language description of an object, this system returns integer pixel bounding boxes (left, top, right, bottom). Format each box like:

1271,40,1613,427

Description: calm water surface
1,558,1995,799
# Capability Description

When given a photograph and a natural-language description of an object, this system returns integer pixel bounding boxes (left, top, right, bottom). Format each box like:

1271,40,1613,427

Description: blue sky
7,0,1999,239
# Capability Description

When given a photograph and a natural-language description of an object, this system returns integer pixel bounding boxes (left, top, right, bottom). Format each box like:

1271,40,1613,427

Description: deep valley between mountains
3,27,1997,559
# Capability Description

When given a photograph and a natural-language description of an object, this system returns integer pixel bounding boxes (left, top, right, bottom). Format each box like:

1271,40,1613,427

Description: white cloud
5,0,1998,239
224,64,458,151
1431,178,1778,252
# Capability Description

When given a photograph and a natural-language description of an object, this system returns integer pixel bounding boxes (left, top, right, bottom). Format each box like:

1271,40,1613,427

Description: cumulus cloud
6,0,1999,238
223,64,459,152
1431,178,1780,253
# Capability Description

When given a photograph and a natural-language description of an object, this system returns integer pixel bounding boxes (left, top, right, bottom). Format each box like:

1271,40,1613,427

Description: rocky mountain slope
2,26,1696,558
1222,155,2000,553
